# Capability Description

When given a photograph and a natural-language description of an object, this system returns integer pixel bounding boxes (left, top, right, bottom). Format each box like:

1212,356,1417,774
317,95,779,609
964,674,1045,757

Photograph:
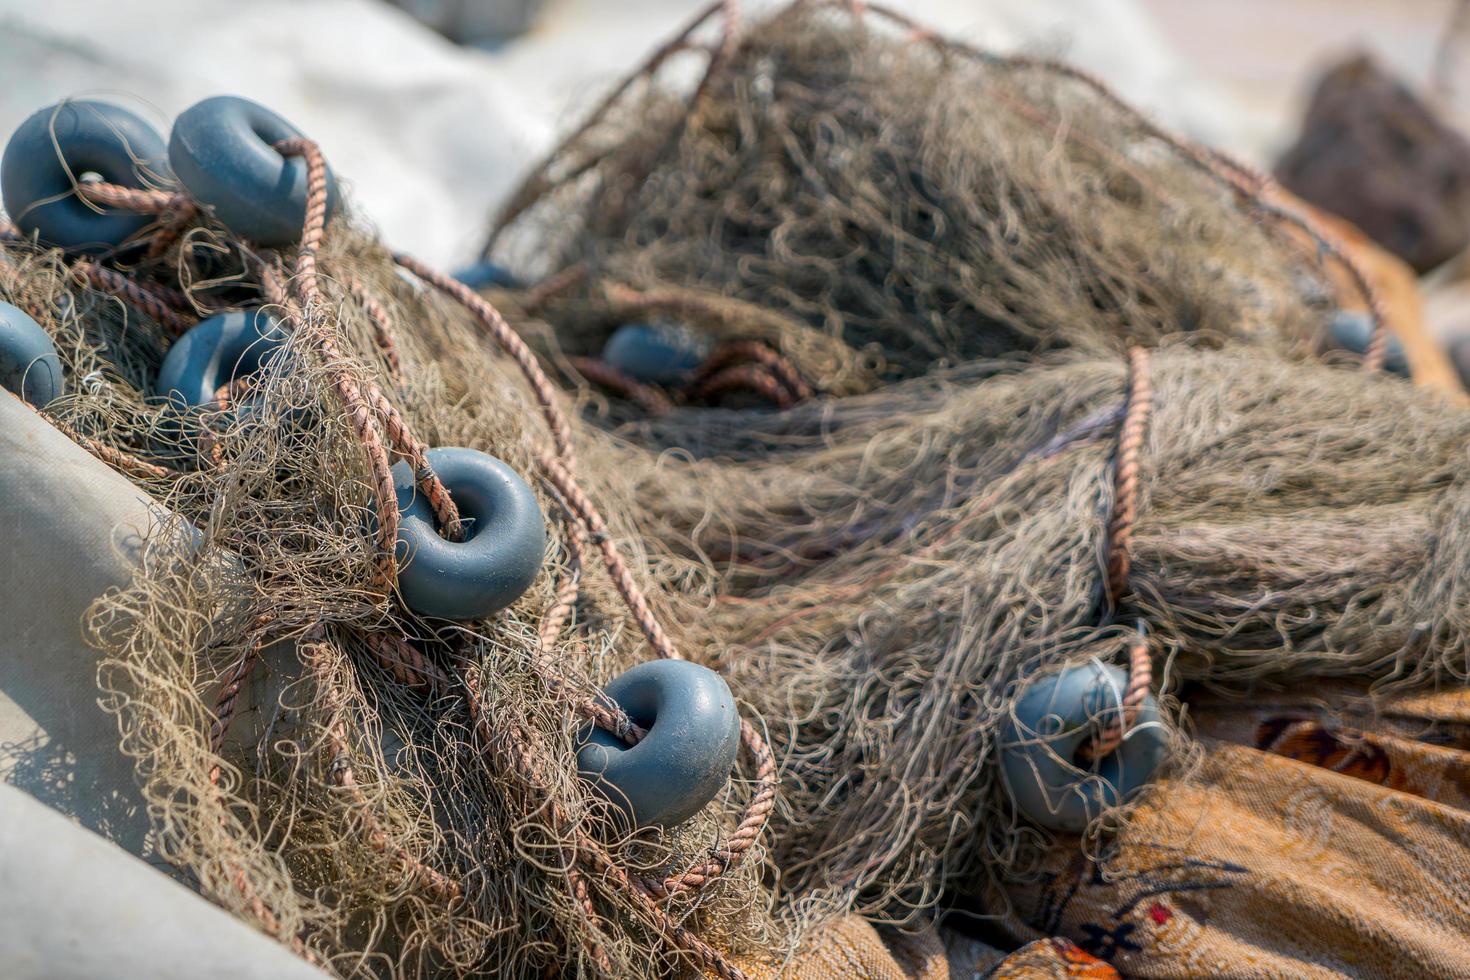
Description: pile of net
478,0,1470,937
564,347,1470,920
486,1,1394,400
4,2,1465,979
1,130,780,978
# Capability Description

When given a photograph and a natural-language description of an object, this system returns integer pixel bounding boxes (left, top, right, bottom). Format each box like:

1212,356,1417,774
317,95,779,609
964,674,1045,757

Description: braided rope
40,410,169,480
360,627,633,746
343,274,404,382
197,631,334,966
691,362,799,409
364,387,465,540
655,719,777,897
392,253,578,463
259,263,400,588
146,199,201,260
1080,347,1156,761
75,178,200,258
77,180,200,260
529,500,653,745
76,181,186,214
204,641,306,961
520,262,588,312
1079,635,1152,761
569,356,674,416
693,339,814,401
539,498,587,656
270,138,472,575
560,843,610,974
534,451,681,661
73,260,193,335
366,266,732,796
208,648,259,761
1104,347,1151,606
359,630,448,691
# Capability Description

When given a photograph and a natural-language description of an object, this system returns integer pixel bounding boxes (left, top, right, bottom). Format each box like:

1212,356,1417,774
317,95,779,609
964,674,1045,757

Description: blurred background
2,0,1467,352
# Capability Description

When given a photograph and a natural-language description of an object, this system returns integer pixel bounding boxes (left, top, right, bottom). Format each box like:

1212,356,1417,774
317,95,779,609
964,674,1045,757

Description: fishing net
475,0,1468,939
1,136,780,978
484,1,1396,402
561,345,1470,919
2,2,1460,978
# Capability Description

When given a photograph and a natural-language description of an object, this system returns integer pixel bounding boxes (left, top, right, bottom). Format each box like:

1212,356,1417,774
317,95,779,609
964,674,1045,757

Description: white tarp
0,780,324,978
0,391,323,974
0,392,164,856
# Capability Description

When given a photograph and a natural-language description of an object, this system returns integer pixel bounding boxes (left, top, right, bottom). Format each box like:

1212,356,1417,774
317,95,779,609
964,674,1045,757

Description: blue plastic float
452,260,520,291
389,447,546,621
577,659,741,828
1000,661,1168,834
169,96,339,247
155,309,287,411
1,100,167,251
601,323,707,384
1329,310,1409,377
0,301,62,406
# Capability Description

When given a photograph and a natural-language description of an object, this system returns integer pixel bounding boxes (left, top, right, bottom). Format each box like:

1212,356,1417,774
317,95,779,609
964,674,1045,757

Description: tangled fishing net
2,1,1463,978
487,1,1395,399
2,126,779,978
479,0,1467,936
564,345,1470,917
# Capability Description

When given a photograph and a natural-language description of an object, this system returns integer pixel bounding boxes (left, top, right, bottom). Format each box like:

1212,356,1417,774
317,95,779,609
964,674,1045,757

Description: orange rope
1080,635,1152,761
1086,347,1156,760
1105,347,1151,606
569,356,675,416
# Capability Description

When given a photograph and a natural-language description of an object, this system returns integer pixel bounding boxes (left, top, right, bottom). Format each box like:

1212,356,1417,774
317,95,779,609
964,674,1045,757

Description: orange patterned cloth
1002,685,1470,978
732,918,1115,979
983,939,1122,979
734,686,1470,978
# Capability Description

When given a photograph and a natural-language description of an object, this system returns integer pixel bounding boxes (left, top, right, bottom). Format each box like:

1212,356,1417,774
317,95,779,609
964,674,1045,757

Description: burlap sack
733,914,1116,979
1002,686,1470,978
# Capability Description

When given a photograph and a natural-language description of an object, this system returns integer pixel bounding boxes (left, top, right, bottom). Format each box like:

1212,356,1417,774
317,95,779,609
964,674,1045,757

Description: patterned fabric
1004,685,1470,978
734,686,1470,978
733,915,945,980
732,916,1115,979
982,939,1120,979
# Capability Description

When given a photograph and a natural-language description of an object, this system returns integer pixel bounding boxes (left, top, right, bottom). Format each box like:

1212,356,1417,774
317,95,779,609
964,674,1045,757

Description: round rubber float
601,323,707,384
576,659,741,828
1329,310,1409,377
1,100,168,251
999,661,1168,834
452,260,520,290
155,309,287,409
0,301,62,406
168,96,339,247
390,447,546,621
